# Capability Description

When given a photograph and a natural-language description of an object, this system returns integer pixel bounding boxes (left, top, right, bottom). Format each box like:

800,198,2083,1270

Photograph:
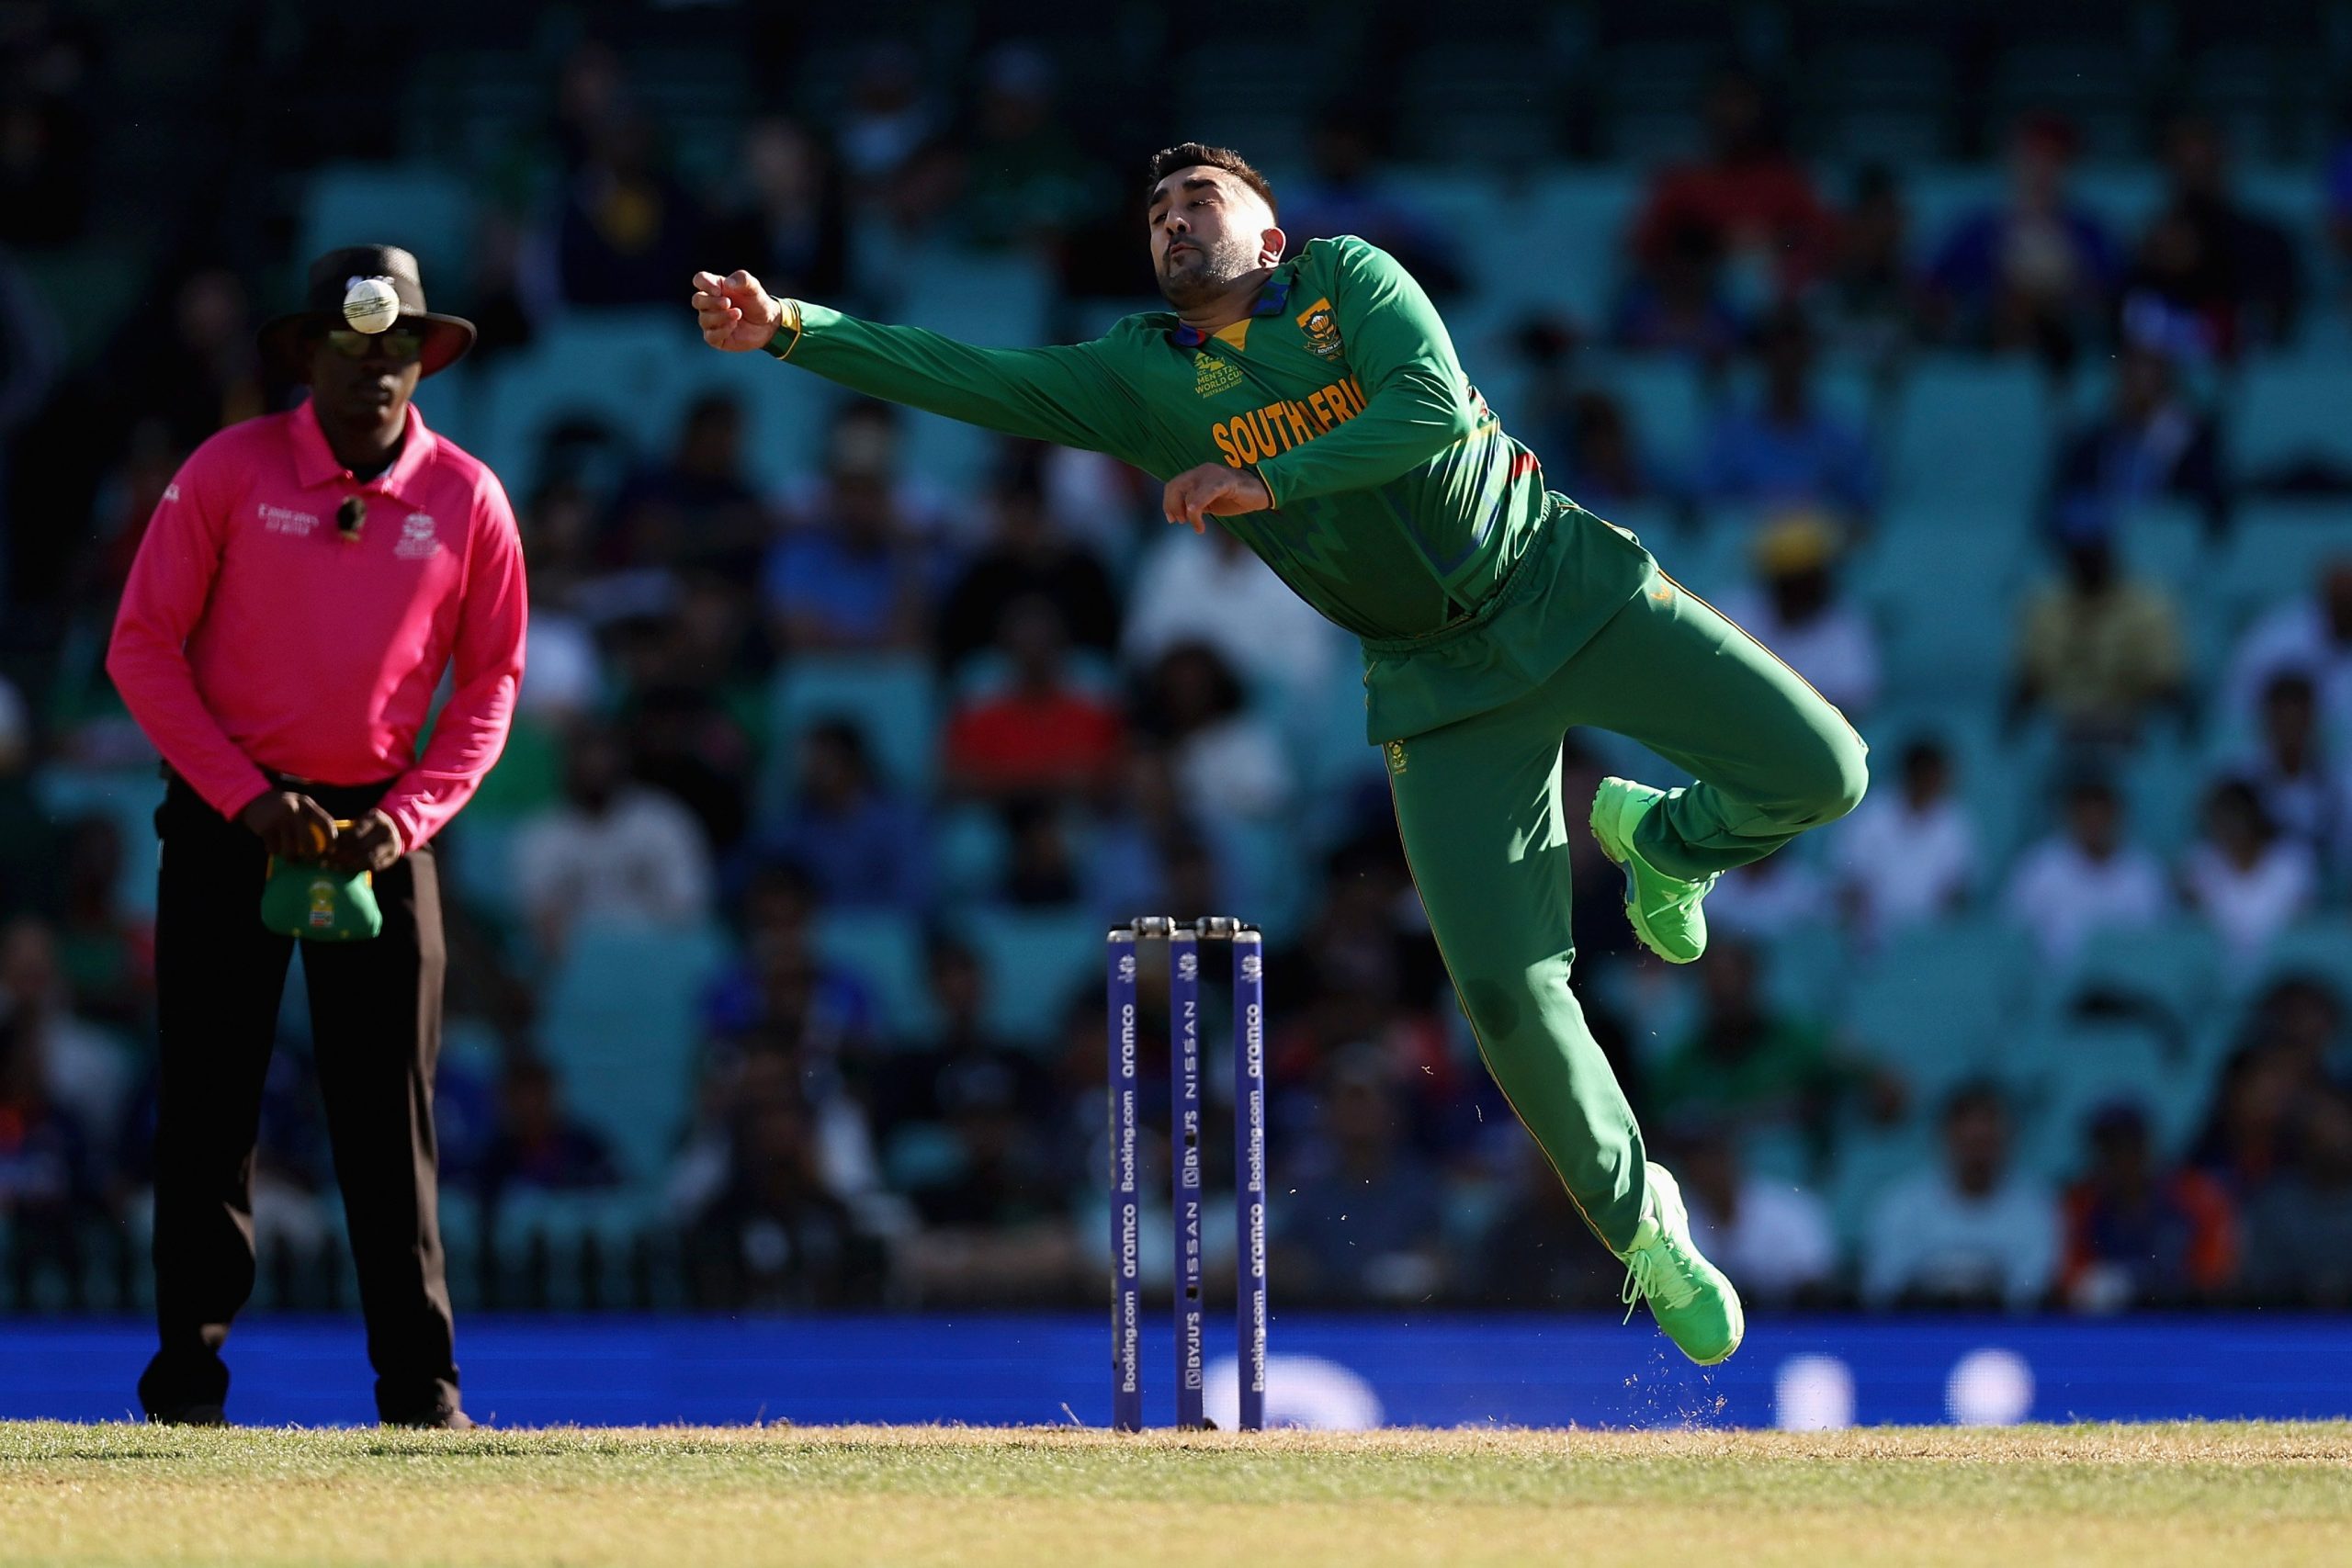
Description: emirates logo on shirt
258,502,319,536
394,513,440,559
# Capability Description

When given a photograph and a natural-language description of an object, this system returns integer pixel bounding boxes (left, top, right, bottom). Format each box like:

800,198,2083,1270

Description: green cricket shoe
1617,1163,1745,1366
1589,776,1719,964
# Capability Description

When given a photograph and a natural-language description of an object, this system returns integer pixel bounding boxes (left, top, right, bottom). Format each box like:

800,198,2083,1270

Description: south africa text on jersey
1209,376,1369,468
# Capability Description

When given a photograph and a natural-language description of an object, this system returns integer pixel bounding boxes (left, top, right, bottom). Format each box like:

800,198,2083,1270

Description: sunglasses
322,329,424,364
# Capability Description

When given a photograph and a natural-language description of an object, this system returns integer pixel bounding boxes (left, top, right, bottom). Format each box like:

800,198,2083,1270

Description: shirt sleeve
378,472,527,849
104,444,276,822
772,303,1158,470
1249,238,1485,509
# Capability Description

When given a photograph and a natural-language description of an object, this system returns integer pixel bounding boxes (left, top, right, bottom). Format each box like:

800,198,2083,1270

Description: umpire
106,245,526,1427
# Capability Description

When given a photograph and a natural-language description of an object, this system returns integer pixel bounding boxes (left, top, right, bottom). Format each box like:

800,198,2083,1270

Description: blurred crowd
5,5,2352,1318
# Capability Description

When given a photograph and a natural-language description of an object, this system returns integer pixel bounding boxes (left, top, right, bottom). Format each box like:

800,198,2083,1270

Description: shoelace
1618,1232,1702,1325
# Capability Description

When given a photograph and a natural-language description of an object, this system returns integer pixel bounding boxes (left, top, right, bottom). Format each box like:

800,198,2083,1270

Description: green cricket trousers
1382,570,1870,1253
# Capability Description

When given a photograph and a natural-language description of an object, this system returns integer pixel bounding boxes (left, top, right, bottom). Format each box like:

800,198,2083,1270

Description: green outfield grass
3,1420,2349,1567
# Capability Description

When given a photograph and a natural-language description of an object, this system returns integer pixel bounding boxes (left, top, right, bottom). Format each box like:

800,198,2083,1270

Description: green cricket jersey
763,234,1657,740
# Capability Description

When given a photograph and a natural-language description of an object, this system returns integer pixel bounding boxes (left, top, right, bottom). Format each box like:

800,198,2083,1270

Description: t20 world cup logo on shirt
394,513,441,560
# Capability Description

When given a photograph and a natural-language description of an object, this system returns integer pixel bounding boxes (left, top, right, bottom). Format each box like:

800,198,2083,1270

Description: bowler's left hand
1161,464,1272,533
325,810,404,874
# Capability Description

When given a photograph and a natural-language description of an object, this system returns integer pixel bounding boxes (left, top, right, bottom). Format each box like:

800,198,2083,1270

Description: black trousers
138,777,458,1422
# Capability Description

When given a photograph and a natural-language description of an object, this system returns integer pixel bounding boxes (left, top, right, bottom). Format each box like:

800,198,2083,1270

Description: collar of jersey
1169,274,1293,349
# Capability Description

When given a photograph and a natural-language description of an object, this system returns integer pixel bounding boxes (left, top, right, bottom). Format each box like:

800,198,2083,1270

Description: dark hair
1942,1077,2008,1126
1147,142,1278,220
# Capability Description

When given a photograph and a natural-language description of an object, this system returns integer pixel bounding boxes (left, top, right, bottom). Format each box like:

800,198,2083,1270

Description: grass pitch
3,1421,2349,1567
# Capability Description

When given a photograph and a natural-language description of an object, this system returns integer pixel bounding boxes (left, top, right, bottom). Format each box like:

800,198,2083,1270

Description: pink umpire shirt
106,399,526,851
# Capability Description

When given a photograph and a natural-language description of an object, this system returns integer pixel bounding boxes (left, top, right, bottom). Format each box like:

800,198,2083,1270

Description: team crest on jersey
1193,351,1243,397
1295,298,1344,359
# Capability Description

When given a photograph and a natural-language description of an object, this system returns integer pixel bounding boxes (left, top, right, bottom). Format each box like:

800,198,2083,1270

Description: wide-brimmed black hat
258,243,476,380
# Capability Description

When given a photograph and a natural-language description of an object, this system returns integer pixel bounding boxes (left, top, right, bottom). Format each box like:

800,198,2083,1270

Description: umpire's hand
691,270,786,351
324,810,404,874
240,791,337,862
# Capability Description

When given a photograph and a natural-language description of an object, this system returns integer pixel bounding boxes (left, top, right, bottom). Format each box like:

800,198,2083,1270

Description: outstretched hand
1160,463,1272,533
690,270,786,352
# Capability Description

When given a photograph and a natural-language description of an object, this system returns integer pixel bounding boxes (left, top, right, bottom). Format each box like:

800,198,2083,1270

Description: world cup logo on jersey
1295,297,1344,360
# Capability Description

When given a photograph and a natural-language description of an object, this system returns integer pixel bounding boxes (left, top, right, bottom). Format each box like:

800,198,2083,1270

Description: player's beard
1157,231,1261,310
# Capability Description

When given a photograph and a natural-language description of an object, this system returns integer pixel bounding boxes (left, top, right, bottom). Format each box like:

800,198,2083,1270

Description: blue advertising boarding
2,1314,2347,1428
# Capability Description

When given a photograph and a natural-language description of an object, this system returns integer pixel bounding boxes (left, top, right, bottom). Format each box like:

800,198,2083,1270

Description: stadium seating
758,654,939,818
812,908,935,1043
966,908,1101,1048
538,920,727,1183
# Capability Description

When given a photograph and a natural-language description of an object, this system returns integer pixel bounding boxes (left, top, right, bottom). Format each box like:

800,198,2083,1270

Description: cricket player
691,143,1868,1364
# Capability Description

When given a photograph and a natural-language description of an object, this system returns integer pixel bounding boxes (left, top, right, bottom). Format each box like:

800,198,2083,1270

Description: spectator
1715,511,1882,717
611,393,771,580
1695,312,1881,519
118,268,264,454
0,11,95,244
0,979,96,1303
954,45,1113,250
1631,73,1836,306
1530,376,1666,511
998,795,1085,908
1279,114,1463,293
51,816,152,1036
511,481,607,728
1703,846,1833,939
476,1056,622,1215
554,112,703,308
1674,1120,1838,1306
1862,1081,2060,1309
2043,342,2225,541
1458,1136,1625,1308
2223,559,2352,744
1087,743,1234,926
2003,773,2172,966
699,865,882,1065
1648,939,1844,1158
2190,1042,2305,1204
936,474,1119,671
2227,672,2335,864
0,682,52,919
511,726,715,957
1273,1046,1447,1306
1821,163,1917,367
764,404,934,652
0,917,130,1169
831,44,936,187
884,938,1080,1300
874,937,1054,1137
1610,217,1746,362
1122,525,1344,716
624,679,756,856
2180,779,2316,962
943,599,1124,803
2060,1101,2235,1311
2120,115,2301,360
2239,1089,2352,1306
2240,976,2348,1091
1832,738,1978,944
682,1066,886,1309
1925,113,2121,371
2009,536,2188,743
1133,642,1293,822
700,116,851,305
753,719,929,912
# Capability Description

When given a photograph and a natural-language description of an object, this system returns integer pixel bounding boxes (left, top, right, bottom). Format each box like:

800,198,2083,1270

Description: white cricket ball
342,276,402,334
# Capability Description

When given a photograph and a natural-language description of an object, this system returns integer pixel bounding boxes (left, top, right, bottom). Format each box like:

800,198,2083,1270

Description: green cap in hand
259,859,383,942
